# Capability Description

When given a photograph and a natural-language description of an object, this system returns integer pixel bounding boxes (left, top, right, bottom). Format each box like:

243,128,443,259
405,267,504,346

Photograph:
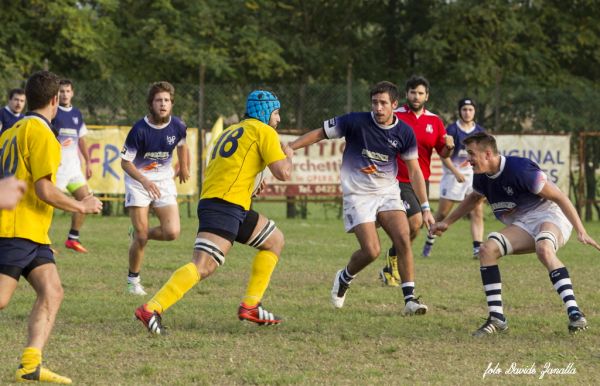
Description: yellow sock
20,347,41,369
146,262,200,313
242,250,279,306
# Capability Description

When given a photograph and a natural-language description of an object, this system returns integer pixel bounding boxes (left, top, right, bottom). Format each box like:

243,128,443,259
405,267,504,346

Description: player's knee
163,228,180,241
266,228,285,252
41,283,64,305
0,296,10,311
478,241,501,262
535,231,559,264
363,244,380,260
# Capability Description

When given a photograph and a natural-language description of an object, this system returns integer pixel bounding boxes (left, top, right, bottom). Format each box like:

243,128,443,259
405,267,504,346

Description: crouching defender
135,90,293,333
430,132,600,336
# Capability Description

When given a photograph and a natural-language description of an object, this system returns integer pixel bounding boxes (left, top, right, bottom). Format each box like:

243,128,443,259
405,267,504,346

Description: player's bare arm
405,158,435,228
268,145,293,182
538,181,600,251
289,128,326,151
121,159,161,199
431,191,484,235
437,135,455,158
176,143,190,183
78,136,92,179
441,156,465,182
35,176,102,213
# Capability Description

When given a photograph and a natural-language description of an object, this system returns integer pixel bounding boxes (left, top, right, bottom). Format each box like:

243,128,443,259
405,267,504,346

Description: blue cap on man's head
246,90,280,125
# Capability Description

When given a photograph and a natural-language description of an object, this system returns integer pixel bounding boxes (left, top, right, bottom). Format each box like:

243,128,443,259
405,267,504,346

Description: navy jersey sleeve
516,159,547,194
323,114,351,139
121,125,143,161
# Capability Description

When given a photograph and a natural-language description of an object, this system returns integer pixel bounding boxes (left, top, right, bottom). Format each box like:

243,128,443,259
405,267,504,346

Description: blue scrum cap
245,90,280,125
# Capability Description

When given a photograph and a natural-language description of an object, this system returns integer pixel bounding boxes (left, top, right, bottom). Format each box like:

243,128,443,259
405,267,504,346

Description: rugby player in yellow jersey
135,90,293,333
0,71,103,384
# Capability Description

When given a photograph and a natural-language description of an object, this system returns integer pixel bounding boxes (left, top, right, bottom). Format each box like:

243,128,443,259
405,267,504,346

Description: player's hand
142,179,161,199
85,164,92,179
81,194,103,214
282,144,294,158
422,210,435,230
429,221,449,236
0,176,26,209
577,231,600,251
177,167,190,184
253,180,267,197
454,172,465,183
445,135,455,150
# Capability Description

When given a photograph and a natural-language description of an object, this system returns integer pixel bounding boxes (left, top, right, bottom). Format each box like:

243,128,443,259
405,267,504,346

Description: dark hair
463,132,498,154
25,71,60,111
405,75,430,93
59,79,74,89
146,81,175,109
370,81,400,103
8,88,25,100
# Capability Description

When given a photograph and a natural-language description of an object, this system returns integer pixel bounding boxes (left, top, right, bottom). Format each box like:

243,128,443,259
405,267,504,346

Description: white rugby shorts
56,161,87,193
342,186,405,232
125,177,177,208
439,171,474,201
511,201,573,247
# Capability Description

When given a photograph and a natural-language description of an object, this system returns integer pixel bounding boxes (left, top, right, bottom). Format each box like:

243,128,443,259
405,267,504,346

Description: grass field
1,202,599,385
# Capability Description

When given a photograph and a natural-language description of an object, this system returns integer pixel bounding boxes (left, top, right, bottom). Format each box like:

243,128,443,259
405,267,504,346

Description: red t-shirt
395,104,446,182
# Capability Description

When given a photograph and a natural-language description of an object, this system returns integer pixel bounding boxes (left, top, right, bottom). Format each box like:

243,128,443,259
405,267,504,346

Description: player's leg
379,209,428,316
16,253,71,384
470,200,484,259
147,180,180,241
0,272,19,310
127,205,150,295
473,225,534,337
534,221,587,332
381,183,421,286
148,204,180,241
135,198,241,334
422,197,455,257
236,210,284,325
64,183,90,253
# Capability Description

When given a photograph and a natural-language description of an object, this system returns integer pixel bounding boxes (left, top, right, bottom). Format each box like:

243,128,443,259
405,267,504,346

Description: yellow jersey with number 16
201,118,286,210
0,113,61,244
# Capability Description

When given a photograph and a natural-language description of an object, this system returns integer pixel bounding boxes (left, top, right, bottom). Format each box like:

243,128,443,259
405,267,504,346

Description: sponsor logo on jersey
490,201,517,211
143,151,169,160
387,139,399,148
73,117,79,125
58,128,78,137
503,186,514,196
425,124,433,133
361,149,388,162
61,138,73,147
360,164,378,174
142,161,160,171
166,135,176,145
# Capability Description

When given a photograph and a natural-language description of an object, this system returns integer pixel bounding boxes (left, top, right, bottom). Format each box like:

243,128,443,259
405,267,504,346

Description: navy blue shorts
197,198,261,244
0,237,55,280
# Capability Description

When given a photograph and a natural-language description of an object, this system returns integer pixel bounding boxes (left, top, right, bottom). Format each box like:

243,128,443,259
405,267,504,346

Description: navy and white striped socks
549,267,581,317
480,265,505,321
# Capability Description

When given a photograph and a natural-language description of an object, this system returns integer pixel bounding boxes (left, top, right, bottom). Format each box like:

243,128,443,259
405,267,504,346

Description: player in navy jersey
423,98,486,258
0,88,26,134
290,81,434,315
380,76,454,287
52,80,93,253
121,81,189,295
431,132,600,336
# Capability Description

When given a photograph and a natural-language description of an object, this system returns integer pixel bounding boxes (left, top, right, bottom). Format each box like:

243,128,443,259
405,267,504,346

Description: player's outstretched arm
431,192,484,236
539,182,600,251
0,176,26,209
288,128,326,151
35,176,102,214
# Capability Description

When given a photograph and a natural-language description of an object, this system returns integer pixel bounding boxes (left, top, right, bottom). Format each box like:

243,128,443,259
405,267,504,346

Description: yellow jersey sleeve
29,122,62,183
259,126,286,166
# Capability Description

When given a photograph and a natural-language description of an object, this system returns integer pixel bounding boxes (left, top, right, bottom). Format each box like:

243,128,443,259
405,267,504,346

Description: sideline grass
1,202,599,385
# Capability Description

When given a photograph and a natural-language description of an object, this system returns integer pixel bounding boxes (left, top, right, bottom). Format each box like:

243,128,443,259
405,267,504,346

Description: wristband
421,201,431,212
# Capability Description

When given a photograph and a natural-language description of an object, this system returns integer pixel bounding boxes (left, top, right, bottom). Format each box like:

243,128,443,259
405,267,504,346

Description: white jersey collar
487,156,506,179
370,112,398,130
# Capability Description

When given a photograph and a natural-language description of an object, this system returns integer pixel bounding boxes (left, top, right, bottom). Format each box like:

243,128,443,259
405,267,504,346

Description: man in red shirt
380,76,455,288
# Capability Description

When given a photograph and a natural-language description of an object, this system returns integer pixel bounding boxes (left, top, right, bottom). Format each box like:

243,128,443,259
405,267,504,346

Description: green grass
1,202,599,385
